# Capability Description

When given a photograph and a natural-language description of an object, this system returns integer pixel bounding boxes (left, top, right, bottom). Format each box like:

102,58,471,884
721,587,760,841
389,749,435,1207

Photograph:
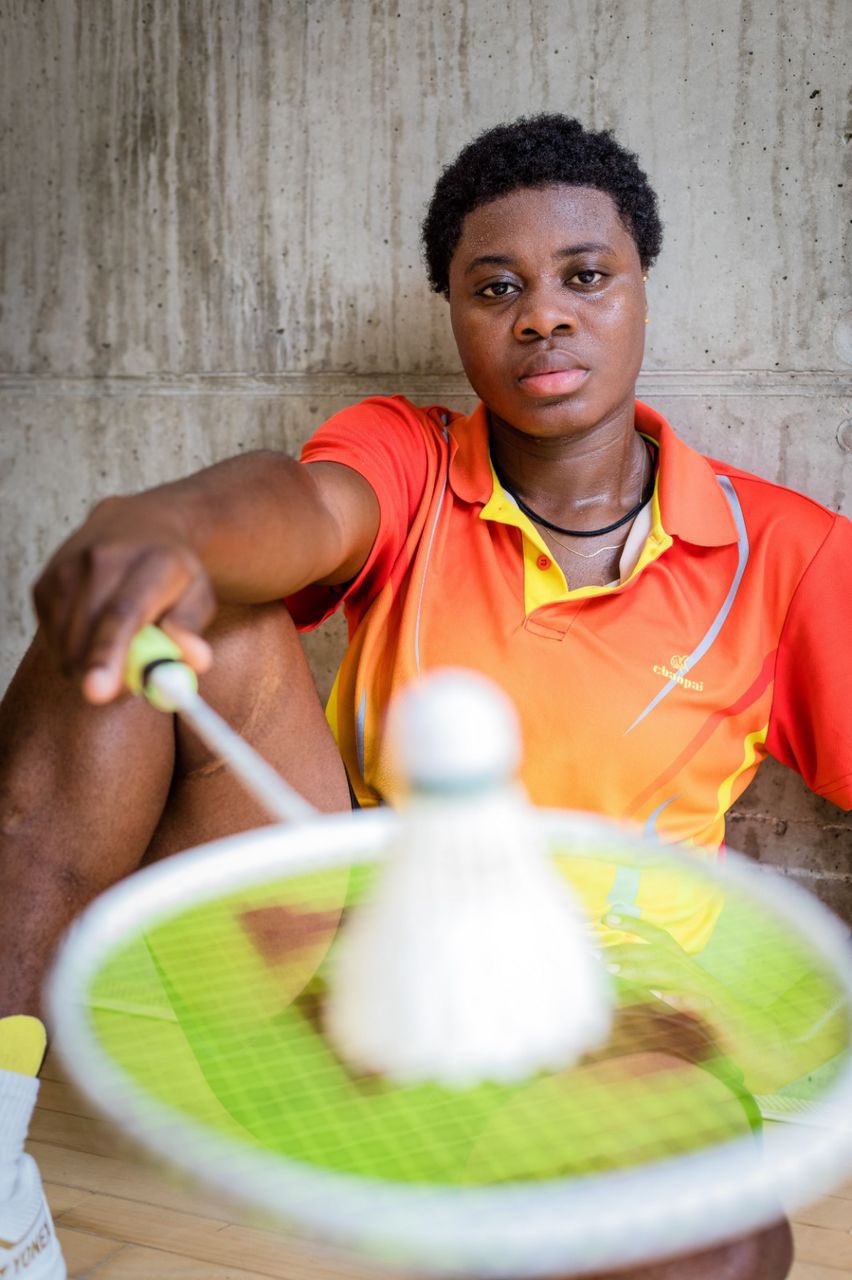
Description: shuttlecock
323,669,613,1088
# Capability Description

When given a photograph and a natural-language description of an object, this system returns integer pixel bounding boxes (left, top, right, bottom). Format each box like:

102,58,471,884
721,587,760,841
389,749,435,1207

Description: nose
512,284,578,341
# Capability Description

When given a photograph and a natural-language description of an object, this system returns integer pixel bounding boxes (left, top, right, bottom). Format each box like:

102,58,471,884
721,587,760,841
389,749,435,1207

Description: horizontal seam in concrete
0,370,850,399
773,867,852,882
729,812,852,831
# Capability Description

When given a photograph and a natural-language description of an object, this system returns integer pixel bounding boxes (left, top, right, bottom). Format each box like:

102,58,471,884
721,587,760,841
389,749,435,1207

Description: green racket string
83,841,849,1188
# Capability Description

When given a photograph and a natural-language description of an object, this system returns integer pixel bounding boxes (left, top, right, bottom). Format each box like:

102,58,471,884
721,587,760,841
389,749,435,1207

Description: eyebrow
464,243,615,275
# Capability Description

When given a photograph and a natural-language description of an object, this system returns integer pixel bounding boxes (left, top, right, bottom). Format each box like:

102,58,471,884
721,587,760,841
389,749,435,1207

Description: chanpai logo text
652,654,704,692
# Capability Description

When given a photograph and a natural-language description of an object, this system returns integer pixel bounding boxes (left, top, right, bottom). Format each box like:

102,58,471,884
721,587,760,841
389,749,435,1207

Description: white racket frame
46,809,852,1277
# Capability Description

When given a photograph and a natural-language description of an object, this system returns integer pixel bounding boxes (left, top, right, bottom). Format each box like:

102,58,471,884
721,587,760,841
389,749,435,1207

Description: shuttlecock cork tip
387,668,521,792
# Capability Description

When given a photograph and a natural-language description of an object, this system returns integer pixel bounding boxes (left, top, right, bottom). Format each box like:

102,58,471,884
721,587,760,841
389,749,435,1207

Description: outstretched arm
32,452,379,704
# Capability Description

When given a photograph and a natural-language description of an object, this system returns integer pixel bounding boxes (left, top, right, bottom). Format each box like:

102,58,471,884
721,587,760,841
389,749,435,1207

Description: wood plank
38,1077,104,1120
60,1191,402,1280
84,1243,288,1279
55,1225,124,1275
788,1264,852,1280
41,1047,72,1083
44,1180,97,1217
28,1140,258,1224
218,1224,402,1280
824,1177,852,1204
792,1195,852,1232
31,1105,136,1159
792,1222,852,1270
59,1193,228,1250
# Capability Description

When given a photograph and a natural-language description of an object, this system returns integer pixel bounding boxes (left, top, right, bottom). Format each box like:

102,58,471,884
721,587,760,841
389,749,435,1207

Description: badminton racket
45,642,852,1276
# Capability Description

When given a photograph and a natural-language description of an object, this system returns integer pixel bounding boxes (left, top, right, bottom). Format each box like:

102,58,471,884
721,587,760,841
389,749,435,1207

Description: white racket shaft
148,664,316,825
126,627,316,825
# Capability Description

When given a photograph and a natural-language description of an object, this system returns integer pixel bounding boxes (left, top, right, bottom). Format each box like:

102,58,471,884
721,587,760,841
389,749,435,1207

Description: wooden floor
30,1050,852,1280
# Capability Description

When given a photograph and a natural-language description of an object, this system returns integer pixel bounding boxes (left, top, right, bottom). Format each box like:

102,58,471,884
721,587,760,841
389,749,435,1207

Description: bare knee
175,602,305,774
658,1219,792,1280
573,1216,793,1280
0,635,179,1011
149,602,348,856
1,633,176,843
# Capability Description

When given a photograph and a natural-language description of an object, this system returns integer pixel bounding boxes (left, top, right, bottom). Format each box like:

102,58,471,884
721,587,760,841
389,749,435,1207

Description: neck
488,411,648,533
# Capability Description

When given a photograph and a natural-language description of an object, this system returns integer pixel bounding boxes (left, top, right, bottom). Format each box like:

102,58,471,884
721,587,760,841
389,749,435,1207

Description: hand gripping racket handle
125,626,317,825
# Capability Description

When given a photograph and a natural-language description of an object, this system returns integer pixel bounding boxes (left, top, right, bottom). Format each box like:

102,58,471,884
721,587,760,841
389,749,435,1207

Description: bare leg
145,601,349,860
0,602,347,1018
526,1034,794,1280
574,1217,793,1280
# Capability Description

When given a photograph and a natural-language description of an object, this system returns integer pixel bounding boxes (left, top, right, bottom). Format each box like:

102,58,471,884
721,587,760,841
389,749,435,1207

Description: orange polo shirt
288,397,852,942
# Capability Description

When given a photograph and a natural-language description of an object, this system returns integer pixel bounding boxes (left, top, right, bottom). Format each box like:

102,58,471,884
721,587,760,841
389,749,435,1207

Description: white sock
0,1070,39,1200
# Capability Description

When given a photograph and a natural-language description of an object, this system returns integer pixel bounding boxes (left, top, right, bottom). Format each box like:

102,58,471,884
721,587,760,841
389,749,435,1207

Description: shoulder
702,454,848,549
302,396,456,450
299,398,463,499
639,404,848,556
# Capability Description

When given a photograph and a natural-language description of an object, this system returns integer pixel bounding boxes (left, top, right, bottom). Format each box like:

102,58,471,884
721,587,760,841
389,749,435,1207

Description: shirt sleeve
767,513,852,809
284,396,443,630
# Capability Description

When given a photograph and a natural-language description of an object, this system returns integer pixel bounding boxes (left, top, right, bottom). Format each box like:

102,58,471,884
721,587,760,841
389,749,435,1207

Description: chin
493,397,606,438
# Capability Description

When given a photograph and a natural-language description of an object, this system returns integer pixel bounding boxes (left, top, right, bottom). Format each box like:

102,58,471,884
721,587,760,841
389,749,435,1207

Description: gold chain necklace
521,442,651,560
496,439,656,539
544,531,631,559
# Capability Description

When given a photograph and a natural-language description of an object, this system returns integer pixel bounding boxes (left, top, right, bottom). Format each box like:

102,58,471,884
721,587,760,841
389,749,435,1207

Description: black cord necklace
494,439,658,539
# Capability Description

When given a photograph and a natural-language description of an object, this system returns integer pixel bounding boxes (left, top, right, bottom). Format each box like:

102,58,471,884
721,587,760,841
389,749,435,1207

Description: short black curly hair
422,114,663,295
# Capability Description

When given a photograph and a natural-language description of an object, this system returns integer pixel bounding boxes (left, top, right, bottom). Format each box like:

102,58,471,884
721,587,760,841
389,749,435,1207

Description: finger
158,622,213,674
82,664,127,705
606,954,679,985
81,606,151,703
605,947,657,980
36,536,140,679
605,938,686,967
32,497,139,673
59,549,131,680
80,554,212,703
158,578,218,673
603,912,676,946
32,552,90,673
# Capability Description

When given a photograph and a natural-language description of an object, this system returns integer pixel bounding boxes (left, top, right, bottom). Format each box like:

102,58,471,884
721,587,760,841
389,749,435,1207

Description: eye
571,269,605,287
477,280,519,299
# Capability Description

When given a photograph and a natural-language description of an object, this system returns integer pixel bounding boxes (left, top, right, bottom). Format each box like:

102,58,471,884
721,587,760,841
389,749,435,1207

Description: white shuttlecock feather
323,669,613,1088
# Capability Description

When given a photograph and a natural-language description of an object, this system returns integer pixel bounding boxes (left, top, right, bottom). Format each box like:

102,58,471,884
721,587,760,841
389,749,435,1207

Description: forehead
451,184,635,265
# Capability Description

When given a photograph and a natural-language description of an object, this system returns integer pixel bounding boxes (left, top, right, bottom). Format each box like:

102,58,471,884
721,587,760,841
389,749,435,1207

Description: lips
517,353,589,398
519,368,588,396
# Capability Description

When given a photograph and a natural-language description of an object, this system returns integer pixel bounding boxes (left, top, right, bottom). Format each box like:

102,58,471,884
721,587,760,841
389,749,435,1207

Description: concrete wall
2,1,850,906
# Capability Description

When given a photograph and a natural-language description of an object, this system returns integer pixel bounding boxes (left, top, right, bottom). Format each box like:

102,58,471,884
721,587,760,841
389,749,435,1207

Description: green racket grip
125,625,199,713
